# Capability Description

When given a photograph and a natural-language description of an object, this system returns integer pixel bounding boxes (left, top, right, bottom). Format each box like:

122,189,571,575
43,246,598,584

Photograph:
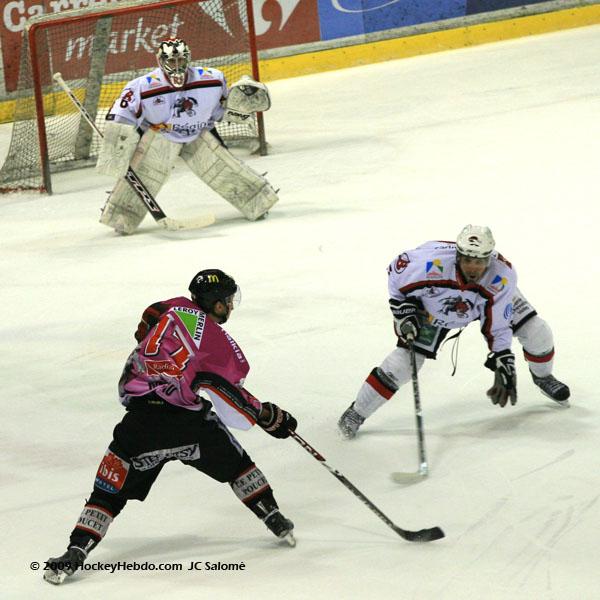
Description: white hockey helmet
156,39,191,88
456,225,495,260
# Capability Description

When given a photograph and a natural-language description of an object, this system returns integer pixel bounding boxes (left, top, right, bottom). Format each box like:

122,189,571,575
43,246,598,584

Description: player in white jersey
96,38,277,234
338,225,570,439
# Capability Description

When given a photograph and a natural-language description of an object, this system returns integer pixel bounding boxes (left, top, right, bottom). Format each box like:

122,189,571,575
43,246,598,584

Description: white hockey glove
485,349,517,407
223,76,271,124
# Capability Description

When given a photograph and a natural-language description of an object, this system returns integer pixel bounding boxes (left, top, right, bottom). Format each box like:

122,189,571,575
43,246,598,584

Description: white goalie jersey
106,66,228,143
388,241,517,353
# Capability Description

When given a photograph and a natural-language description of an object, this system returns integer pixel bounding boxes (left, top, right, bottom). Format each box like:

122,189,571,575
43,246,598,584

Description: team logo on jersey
424,286,444,298
393,253,410,274
146,74,162,87
95,450,130,494
174,96,198,117
439,296,474,318
504,303,513,320
488,275,508,293
146,359,183,377
426,259,444,278
153,96,166,105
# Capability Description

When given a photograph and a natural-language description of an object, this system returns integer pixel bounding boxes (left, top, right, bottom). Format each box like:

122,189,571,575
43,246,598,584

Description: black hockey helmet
188,269,239,314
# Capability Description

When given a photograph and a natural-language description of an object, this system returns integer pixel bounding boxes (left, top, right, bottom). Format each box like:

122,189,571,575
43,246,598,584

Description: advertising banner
254,0,321,50
466,0,550,13
1,0,320,93
317,0,468,40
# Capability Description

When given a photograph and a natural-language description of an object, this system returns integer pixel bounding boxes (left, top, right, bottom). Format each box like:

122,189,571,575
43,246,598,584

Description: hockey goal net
0,0,265,194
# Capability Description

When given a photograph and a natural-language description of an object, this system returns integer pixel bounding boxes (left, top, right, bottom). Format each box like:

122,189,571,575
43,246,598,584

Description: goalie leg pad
96,122,140,178
100,130,182,234
181,130,278,221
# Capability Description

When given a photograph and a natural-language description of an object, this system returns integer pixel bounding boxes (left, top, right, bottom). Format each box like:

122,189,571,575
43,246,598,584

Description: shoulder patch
393,253,410,273
173,307,206,348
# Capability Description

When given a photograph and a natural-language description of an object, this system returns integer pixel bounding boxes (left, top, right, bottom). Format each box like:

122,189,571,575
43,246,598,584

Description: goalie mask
157,39,191,88
189,269,241,323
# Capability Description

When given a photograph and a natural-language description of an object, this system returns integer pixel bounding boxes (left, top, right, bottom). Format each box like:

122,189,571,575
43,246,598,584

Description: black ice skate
264,509,295,547
43,546,87,585
531,372,570,406
337,403,365,439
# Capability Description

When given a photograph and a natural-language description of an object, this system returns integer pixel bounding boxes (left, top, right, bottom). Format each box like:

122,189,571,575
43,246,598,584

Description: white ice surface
2,25,600,600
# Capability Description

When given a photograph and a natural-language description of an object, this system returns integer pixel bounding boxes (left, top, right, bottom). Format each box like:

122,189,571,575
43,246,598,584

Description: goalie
97,38,276,234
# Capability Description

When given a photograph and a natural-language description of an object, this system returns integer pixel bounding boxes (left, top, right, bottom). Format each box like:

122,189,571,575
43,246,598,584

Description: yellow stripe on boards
260,4,600,81
1,4,599,123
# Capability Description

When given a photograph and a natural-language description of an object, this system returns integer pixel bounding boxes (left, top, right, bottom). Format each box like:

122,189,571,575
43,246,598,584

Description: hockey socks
229,465,295,546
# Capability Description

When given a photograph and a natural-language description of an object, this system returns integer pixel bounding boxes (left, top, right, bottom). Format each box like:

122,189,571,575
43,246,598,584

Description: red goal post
0,0,266,194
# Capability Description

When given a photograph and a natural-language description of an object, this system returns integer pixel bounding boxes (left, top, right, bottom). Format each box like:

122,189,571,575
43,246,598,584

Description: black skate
43,546,87,585
337,403,365,439
264,509,295,547
531,372,570,406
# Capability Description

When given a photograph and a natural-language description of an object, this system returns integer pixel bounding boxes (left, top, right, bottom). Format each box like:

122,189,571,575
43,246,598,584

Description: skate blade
544,394,570,407
336,425,357,441
43,570,67,585
281,532,296,547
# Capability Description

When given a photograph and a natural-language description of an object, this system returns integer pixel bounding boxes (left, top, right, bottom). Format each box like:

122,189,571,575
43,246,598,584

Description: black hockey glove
258,402,297,439
484,349,517,407
393,299,421,343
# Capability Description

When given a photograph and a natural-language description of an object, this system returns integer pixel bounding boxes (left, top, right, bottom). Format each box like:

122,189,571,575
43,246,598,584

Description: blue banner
466,0,550,13
318,0,467,40
318,0,554,41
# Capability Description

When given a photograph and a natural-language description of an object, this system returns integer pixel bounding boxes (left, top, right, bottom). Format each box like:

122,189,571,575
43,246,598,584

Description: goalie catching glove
258,402,297,439
485,349,517,407
223,76,271,124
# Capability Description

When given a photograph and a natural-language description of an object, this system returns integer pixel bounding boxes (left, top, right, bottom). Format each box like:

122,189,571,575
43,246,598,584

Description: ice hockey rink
2,22,600,600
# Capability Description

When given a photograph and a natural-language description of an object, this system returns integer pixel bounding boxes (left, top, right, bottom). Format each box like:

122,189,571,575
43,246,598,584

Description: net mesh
0,0,261,193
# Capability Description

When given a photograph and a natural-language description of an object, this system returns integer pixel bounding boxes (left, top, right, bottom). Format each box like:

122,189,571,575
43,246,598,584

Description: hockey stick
290,431,444,542
391,340,429,483
52,72,215,232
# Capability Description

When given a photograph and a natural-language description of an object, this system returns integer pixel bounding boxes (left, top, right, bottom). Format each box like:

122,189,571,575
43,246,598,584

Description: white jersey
106,66,227,143
387,241,517,353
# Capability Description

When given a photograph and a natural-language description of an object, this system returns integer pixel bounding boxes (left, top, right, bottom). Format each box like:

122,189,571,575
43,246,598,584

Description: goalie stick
392,340,429,483
290,431,444,542
52,72,215,232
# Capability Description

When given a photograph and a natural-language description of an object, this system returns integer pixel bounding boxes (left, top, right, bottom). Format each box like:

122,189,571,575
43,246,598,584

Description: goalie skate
264,510,296,547
531,372,570,406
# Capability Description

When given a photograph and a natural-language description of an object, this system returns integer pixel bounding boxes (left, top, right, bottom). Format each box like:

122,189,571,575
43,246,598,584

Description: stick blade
160,213,216,231
391,467,428,484
395,525,445,542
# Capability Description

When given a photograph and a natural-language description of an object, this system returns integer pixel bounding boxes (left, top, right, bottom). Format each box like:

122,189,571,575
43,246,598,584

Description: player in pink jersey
44,270,297,585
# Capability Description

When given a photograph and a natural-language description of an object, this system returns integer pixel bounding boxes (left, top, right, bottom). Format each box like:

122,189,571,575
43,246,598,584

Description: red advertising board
253,0,320,50
1,0,321,92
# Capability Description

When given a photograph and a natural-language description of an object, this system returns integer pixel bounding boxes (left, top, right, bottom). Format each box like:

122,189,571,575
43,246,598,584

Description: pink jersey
119,297,261,429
